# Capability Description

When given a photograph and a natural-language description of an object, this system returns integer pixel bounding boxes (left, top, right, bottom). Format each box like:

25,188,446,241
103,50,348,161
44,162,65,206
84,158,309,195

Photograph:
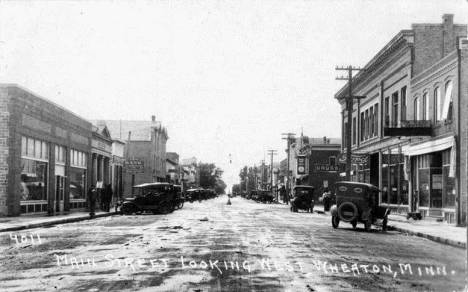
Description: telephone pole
282,133,295,192
336,65,366,181
267,150,278,198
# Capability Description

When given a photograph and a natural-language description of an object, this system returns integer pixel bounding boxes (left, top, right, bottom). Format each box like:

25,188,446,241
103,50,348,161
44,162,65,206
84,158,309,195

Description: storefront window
381,149,389,204
417,154,430,207
443,150,455,208
21,159,48,201
69,167,86,199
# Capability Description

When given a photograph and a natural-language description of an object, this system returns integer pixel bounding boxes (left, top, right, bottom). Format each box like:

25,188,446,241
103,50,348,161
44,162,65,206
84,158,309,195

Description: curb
314,209,465,249
386,225,466,249
0,212,117,233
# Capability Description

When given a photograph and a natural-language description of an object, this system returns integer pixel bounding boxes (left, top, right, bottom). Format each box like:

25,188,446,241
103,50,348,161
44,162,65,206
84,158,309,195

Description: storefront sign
315,164,339,172
124,159,144,173
339,153,369,164
297,155,307,175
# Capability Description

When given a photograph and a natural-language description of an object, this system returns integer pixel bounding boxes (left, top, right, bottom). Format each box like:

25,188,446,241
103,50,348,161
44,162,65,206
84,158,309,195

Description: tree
198,162,225,194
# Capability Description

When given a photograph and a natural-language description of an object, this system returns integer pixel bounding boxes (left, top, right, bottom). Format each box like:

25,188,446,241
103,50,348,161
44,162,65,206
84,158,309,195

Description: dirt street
0,196,465,292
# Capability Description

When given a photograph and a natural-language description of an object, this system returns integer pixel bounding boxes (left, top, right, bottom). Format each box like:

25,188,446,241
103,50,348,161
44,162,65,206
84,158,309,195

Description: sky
1,0,467,190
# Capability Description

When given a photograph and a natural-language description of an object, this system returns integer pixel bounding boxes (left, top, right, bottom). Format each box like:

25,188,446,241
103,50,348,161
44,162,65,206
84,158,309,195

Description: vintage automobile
331,181,390,231
290,185,314,213
173,185,185,210
257,190,275,203
119,182,176,215
186,188,202,203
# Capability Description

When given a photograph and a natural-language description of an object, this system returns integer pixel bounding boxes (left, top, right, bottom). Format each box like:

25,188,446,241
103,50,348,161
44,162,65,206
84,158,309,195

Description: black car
330,181,390,231
119,182,176,215
290,186,314,213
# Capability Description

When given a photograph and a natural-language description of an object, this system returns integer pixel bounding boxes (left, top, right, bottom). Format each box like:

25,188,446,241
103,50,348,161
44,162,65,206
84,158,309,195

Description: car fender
330,204,338,216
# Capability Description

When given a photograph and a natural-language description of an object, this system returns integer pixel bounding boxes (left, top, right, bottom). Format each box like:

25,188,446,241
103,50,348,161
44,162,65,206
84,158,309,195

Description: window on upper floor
374,103,379,136
434,87,441,123
401,86,407,120
329,156,336,165
422,93,429,121
441,81,453,121
414,97,420,120
392,92,398,127
360,112,365,142
370,106,374,138
352,117,356,145
384,97,389,126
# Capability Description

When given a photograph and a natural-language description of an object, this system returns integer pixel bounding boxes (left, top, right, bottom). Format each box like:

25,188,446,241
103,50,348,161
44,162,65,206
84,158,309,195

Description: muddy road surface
0,196,465,291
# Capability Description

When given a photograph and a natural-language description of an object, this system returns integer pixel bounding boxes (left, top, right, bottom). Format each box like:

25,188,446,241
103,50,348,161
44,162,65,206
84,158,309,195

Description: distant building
99,116,169,198
166,152,180,185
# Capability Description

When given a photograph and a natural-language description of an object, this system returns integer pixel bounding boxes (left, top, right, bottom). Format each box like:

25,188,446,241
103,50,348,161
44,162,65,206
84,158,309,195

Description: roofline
1,83,91,123
334,30,413,99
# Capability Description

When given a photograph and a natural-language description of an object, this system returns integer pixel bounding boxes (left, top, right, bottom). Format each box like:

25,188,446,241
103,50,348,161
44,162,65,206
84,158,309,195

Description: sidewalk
0,210,117,233
312,204,466,249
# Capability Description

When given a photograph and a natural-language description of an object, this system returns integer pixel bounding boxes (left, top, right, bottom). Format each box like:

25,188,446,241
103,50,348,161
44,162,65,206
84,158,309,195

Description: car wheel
337,202,358,222
365,213,373,232
382,216,388,231
178,201,184,209
332,216,339,228
351,221,357,228
121,203,134,215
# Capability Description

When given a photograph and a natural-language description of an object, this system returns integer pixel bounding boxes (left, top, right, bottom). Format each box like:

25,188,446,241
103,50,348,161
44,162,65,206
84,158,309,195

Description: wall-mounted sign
124,159,145,173
339,153,369,164
297,155,307,175
315,164,339,172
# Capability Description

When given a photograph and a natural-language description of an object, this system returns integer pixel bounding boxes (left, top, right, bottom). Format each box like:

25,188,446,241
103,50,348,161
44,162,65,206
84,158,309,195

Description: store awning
405,135,455,156
405,135,456,178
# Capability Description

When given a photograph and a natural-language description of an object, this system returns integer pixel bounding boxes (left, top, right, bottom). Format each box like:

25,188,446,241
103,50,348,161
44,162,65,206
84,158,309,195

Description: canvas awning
405,135,455,156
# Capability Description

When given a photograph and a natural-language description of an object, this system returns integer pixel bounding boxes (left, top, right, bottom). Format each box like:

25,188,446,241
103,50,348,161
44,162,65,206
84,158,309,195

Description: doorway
55,175,65,212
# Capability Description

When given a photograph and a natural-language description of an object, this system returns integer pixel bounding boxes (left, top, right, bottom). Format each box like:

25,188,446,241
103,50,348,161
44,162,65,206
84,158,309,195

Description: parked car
119,182,176,215
290,186,314,213
186,188,202,203
173,185,185,210
330,181,390,231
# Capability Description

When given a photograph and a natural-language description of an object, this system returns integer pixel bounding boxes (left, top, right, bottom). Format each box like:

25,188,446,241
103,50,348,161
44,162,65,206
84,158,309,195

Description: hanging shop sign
339,153,369,164
297,155,307,175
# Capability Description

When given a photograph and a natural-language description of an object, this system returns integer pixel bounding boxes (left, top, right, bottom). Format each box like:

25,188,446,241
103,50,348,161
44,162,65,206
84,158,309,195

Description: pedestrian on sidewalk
322,187,331,212
88,187,97,216
101,184,113,212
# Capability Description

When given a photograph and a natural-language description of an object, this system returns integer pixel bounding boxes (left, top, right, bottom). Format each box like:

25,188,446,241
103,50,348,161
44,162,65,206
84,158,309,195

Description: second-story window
422,93,429,121
392,92,398,127
384,97,389,127
434,87,441,123
442,81,453,121
374,103,379,136
360,112,365,142
401,86,407,120
370,106,374,138
414,97,420,120
352,117,356,145
329,156,336,165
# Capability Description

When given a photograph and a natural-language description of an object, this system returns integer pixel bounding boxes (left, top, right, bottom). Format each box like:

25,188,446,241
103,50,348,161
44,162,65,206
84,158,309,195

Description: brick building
0,85,92,216
334,14,467,225
102,117,169,198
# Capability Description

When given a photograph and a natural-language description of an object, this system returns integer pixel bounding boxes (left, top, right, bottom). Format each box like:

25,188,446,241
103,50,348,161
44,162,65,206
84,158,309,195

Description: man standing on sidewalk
88,187,97,217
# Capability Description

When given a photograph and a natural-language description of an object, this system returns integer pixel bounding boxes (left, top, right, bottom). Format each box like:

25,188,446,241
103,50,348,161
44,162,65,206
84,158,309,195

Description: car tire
337,202,358,222
121,203,134,215
351,221,357,228
178,201,184,210
365,213,372,232
332,216,339,228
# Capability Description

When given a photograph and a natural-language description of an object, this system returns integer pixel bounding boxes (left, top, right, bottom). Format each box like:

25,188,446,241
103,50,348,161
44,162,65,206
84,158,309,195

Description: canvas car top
133,182,172,189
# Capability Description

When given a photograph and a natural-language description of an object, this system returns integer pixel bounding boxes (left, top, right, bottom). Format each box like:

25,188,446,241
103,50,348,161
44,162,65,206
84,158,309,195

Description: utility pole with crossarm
335,66,366,181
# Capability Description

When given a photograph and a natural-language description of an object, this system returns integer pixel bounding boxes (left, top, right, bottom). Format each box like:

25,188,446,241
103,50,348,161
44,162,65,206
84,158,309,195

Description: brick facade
0,85,92,216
